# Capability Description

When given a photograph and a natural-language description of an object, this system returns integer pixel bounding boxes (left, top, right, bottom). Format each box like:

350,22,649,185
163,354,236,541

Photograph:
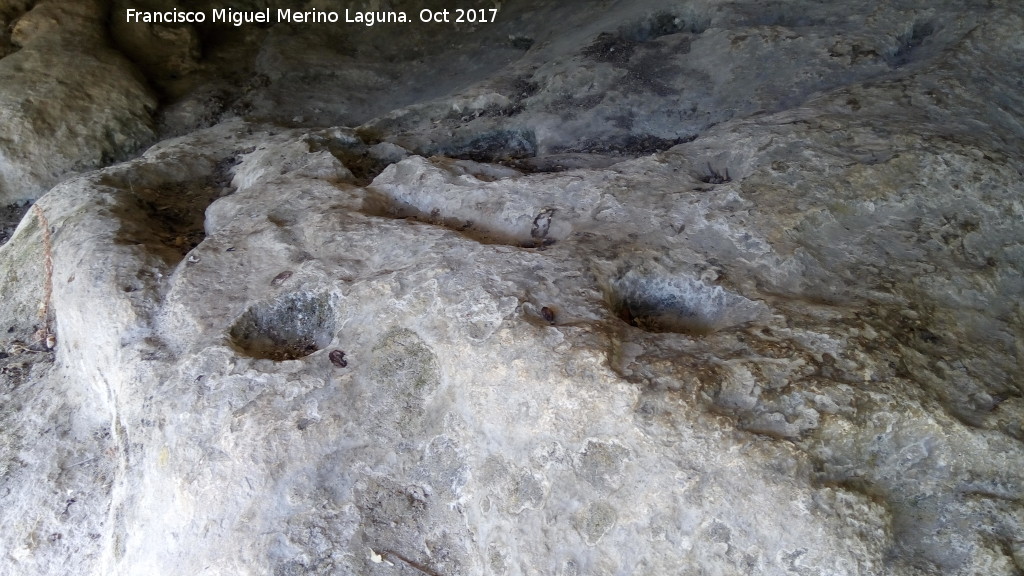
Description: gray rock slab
1,1,1022,575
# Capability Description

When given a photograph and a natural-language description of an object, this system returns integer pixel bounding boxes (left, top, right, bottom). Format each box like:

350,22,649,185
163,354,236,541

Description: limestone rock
108,11,201,86
0,0,155,204
1,1,1023,576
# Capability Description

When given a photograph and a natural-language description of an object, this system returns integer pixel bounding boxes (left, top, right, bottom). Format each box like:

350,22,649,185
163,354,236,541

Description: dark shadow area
0,201,31,248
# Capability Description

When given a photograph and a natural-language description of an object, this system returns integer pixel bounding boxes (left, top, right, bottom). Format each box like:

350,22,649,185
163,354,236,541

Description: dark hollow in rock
887,21,935,68
509,35,534,50
559,134,695,157
228,292,335,361
609,274,767,335
0,201,33,248
102,167,237,267
504,153,622,173
362,192,564,249
439,129,537,163
304,132,389,185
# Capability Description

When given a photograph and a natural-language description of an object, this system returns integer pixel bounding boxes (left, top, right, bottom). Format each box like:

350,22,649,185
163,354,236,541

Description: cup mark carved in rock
608,272,768,335
228,291,336,361
363,191,568,249
103,171,236,267
439,129,537,163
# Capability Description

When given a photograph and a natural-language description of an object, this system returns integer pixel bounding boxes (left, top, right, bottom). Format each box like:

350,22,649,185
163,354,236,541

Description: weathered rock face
1,1,1023,575
0,0,156,204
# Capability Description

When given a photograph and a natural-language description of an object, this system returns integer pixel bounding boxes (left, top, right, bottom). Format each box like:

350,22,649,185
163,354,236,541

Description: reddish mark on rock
540,306,556,323
329,349,347,368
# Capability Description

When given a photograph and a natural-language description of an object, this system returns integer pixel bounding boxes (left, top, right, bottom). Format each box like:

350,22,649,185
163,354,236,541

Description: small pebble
329,349,347,368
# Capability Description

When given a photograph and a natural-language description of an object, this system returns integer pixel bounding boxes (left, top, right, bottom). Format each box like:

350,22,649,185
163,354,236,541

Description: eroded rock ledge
1,1,1022,575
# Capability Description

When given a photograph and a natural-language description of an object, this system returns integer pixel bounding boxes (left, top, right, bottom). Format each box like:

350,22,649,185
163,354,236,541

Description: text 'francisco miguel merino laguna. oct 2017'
124,7,501,26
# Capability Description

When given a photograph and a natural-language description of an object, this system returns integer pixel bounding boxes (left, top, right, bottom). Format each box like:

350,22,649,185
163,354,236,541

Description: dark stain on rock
329,349,348,368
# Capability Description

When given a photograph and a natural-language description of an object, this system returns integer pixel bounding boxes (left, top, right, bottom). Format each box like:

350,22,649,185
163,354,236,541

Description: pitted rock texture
1,1,1023,576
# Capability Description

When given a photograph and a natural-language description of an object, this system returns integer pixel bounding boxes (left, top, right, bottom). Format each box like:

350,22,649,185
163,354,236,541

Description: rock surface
0,0,156,204
1,1,1023,575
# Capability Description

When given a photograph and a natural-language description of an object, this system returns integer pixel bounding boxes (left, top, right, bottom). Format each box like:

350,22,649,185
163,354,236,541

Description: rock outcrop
1,1,1022,575
0,0,155,204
